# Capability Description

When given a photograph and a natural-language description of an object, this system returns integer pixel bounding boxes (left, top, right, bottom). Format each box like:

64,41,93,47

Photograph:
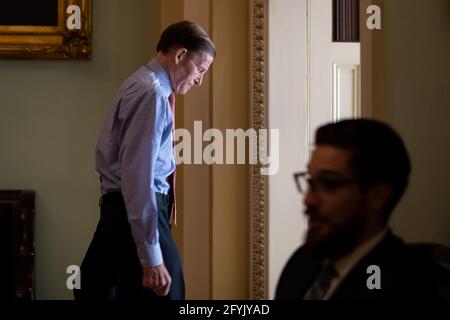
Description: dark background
0,0,58,26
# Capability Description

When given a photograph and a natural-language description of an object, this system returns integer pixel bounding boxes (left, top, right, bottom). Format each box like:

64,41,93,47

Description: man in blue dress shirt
75,21,215,300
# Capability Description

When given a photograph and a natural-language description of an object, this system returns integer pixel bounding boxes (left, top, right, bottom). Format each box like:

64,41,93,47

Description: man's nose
303,187,320,207
195,74,203,86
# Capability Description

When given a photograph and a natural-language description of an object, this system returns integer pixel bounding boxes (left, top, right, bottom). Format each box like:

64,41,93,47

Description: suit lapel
330,232,398,300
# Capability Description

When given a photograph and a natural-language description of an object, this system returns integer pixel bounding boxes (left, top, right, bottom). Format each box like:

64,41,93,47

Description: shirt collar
147,58,173,98
333,228,389,279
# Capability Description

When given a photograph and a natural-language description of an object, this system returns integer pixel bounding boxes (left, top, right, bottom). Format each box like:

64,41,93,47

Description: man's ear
368,182,393,212
175,48,188,65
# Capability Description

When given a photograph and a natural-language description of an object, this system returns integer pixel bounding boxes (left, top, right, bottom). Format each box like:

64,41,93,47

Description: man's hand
142,263,172,296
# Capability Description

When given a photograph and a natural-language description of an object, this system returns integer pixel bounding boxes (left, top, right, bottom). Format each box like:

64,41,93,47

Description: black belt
99,191,170,207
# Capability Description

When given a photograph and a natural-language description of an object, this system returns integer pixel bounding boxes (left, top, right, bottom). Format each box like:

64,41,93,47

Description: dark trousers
74,192,185,300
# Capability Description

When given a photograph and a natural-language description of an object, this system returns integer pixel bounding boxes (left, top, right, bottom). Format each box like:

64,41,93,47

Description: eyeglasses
293,172,359,195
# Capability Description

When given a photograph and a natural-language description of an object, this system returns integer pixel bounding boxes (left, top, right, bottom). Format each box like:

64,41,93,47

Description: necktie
304,259,338,300
168,93,177,225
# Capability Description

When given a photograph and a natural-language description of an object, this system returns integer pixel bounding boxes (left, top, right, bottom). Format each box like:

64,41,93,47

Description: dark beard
303,208,363,260
302,229,360,260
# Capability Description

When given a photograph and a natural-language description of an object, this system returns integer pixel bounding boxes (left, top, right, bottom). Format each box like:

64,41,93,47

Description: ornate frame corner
0,0,92,60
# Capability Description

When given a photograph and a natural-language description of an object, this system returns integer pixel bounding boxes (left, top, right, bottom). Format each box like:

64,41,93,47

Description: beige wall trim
162,0,250,299
161,0,213,299
211,0,249,299
360,0,385,119
249,0,268,300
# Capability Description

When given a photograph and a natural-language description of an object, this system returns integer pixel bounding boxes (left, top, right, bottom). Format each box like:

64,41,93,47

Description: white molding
332,61,361,121
305,0,312,163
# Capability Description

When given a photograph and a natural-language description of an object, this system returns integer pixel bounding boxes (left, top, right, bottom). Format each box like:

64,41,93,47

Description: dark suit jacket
275,231,442,300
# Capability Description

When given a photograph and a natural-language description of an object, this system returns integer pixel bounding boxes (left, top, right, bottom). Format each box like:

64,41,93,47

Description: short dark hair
157,21,216,58
315,119,411,217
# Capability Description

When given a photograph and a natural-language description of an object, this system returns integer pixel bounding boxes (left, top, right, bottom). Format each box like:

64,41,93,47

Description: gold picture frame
249,0,268,300
0,0,92,60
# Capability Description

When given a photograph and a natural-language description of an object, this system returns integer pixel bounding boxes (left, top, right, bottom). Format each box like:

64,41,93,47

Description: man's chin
302,228,329,258
177,85,191,95
303,228,356,260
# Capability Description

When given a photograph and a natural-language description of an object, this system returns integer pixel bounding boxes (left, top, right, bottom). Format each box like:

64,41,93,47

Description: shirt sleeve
118,84,168,268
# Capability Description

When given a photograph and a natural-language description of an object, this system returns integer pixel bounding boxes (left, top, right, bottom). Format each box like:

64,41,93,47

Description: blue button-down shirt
95,59,175,268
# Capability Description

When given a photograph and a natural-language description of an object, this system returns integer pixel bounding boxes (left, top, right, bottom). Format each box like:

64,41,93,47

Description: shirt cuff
137,242,164,268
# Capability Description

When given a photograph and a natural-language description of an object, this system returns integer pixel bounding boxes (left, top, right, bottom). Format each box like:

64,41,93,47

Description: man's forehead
308,145,352,174
192,51,214,65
